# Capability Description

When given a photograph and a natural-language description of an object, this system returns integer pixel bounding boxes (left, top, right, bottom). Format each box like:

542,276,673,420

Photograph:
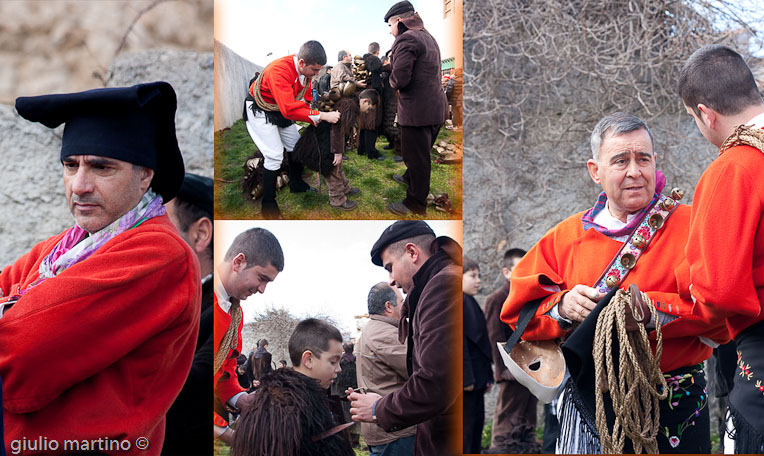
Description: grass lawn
214,119,462,220
214,434,370,456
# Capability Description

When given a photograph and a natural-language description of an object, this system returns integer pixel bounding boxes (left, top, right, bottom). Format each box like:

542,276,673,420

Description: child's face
462,267,481,296
306,339,343,388
360,99,372,113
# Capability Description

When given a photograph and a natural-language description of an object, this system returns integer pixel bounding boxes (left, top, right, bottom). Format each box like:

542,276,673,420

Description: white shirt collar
746,112,764,130
293,55,306,86
592,201,640,242
214,270,232,314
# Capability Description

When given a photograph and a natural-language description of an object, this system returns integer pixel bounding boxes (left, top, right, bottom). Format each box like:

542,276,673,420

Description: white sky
214,220,462,336
214,0,445,66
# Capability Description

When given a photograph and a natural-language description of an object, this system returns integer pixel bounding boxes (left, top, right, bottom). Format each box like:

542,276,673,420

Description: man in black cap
347,220,461,455
384,1,448,216
0,82,201,456
163,173,214,455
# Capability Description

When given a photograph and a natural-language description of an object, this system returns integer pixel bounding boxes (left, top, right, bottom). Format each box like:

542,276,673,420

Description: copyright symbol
135,437,150,451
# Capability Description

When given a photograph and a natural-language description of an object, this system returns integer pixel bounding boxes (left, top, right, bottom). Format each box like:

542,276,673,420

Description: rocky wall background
0,0,213,267
462,0,763,291
214,40,262,131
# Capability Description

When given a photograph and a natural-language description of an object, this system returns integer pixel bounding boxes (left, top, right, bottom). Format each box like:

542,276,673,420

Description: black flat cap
370,220,435,266
177,173,213,218
15,81,185,202
384,1,415,22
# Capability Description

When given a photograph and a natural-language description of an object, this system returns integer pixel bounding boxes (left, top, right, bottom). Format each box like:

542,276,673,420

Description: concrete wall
214,39,262,131
0,49,213,267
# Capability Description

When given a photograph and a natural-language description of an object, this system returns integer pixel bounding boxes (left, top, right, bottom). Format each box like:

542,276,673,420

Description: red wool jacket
687,140,764,339
502,205,728,373
0,215,201,456
249,54,319,124
213,293,245,416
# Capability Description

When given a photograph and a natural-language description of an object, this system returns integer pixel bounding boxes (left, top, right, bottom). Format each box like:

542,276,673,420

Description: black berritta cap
177,173,213,218
15,81,185,202
384,1,415,22
370,220,435,266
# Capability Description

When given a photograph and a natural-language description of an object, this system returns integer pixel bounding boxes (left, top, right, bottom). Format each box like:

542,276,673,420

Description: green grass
214,120,462,220
214,434,370,455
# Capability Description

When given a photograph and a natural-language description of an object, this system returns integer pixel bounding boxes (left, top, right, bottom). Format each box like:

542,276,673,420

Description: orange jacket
687,141,764,339
0,215,200,456
249,55,319,124
213,293,245,417
502,204,728,373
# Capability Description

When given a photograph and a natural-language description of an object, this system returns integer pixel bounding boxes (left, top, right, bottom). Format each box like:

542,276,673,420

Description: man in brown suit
384,1,448,216
483,248,540,454
348,221,461,455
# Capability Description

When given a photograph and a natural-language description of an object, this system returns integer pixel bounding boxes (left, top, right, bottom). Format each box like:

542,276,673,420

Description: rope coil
593,287,668,454
719,124,764,156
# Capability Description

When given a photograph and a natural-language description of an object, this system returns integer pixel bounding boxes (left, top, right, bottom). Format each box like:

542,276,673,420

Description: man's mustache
70,195,101,205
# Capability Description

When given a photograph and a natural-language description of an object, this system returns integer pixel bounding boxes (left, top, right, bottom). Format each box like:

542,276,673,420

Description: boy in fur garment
292,91,385,211
231,319,354,456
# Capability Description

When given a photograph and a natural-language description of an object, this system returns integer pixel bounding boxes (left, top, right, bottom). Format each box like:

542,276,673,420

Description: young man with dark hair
244,40,341,218
462,258,493,454
231,318,353,456
349,220,462,455
163,173,215,455
679,44,764,453
482,248,540,454
213,227,284,444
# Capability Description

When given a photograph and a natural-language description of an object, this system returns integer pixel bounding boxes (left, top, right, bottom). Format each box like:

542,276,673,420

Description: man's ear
697,103,717,129
587,159,601,185
138,167,155,193
301,350,313,369
188,217,212,255
405,242,419,263
231,252,247,273
384,300,395,313
501,267,511,280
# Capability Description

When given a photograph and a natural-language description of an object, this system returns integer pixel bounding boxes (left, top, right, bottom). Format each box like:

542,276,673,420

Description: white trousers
244,101,300,171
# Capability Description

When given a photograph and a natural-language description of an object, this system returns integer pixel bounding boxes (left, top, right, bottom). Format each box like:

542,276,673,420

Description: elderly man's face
381,245,418,294
63,155,153,233
342,52,352,64
587,129,656,222
388,285,404,320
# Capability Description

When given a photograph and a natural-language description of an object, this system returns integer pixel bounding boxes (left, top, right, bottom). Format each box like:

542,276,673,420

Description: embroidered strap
252,64,310,113
592,191,683,294
213,297,242,374
719,125,764,156
311,422,355,442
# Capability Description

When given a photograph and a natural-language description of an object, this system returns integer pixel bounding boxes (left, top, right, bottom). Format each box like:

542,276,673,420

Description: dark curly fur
231,368,354,456
292,97,358,176
241,151,265,199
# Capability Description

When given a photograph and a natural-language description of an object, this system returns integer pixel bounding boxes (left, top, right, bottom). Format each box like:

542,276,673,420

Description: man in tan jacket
357,282,416,454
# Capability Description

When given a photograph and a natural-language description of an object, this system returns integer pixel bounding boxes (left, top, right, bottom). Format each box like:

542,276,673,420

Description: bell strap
503,297,544,354
504,190,682,356
592,191,682,294
311,422,354,442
